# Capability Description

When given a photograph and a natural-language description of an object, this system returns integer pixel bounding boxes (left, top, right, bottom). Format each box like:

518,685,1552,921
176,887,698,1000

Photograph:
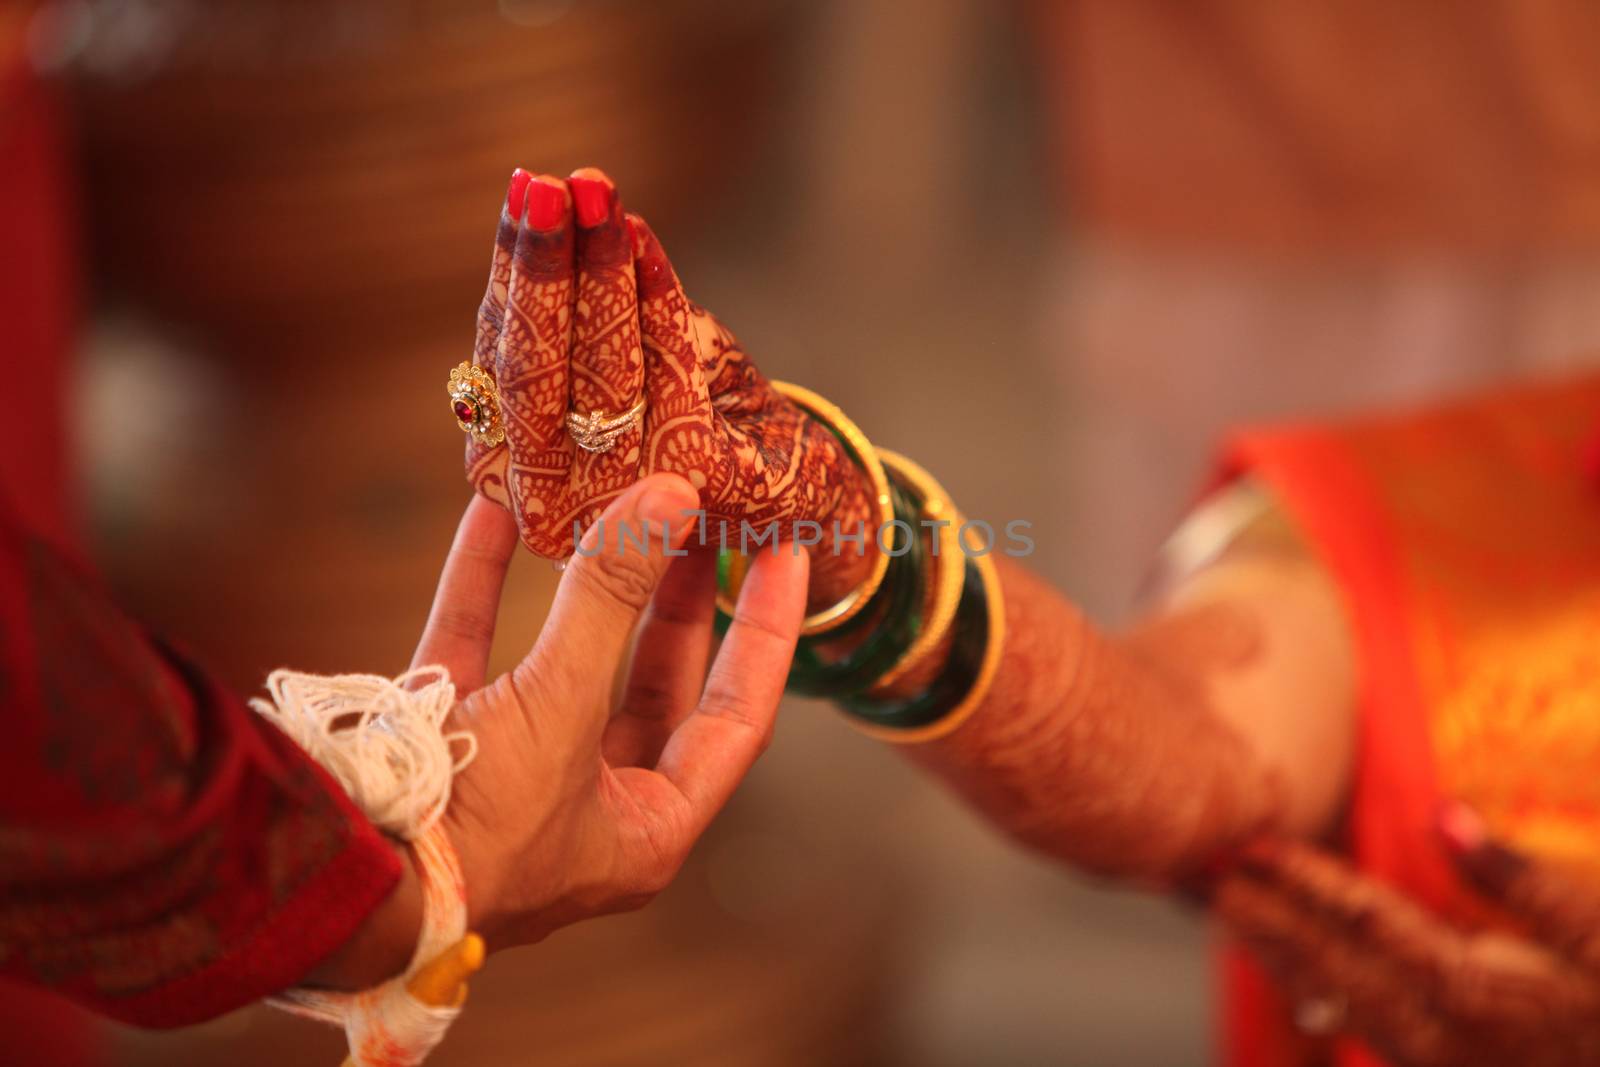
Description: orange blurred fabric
1221,373,1600,1067
1034,1,1600,255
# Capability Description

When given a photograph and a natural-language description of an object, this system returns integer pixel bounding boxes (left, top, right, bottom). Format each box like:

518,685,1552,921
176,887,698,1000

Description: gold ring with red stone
448,362,505,448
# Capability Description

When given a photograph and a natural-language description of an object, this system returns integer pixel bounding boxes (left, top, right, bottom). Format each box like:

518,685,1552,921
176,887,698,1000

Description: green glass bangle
838,554,993,731
783,477,925,696
712,474,915,653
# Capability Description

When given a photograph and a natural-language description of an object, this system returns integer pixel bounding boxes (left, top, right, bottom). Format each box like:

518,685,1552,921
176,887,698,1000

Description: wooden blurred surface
73,0,791,343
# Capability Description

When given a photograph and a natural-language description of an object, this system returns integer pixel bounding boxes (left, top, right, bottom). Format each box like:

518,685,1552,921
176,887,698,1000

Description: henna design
565,169,645,530
464,169,877,609
906,560,1283,880
464,171,1274,883
630,216,876,609
462,170,525,511
1213,837,1600,1066
497,178,582,558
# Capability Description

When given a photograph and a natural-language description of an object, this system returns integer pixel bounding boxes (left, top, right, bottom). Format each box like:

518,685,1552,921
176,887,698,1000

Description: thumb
523,474,701,723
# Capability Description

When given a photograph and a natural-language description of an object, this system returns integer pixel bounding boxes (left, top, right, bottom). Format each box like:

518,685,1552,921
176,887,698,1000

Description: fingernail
570,173,613,228
1435,801,1487,855
506,168,531,219
524,178,568,231
1436,801,1528,893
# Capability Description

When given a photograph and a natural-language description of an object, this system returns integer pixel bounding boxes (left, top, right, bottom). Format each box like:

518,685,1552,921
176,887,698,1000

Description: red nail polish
1436,801,1486,854
570,175,612,228
524,178,567,231
506,169,531,219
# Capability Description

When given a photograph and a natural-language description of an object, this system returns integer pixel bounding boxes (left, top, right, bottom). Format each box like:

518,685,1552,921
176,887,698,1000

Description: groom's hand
423,474,809,949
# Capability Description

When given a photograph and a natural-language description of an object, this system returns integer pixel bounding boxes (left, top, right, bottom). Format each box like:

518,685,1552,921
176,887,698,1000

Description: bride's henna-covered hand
1213,811,1600,1066
464,168,877,609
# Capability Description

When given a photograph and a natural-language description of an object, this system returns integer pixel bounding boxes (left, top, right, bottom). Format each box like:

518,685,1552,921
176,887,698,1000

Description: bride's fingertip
569,168,616,230
505,168,532,221
524,176,569,233
627,213,676,298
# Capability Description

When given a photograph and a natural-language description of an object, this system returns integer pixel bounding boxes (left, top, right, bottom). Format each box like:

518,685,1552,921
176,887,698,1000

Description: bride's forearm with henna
901,558,1282,881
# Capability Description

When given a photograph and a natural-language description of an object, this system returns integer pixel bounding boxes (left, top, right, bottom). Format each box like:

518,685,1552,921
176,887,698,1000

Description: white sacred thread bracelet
250,667,479,1067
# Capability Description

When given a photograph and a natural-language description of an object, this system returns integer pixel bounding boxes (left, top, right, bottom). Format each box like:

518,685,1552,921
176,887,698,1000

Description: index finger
410,494,520,693
498,175,577,556
464,170,530,508
652,546,808,835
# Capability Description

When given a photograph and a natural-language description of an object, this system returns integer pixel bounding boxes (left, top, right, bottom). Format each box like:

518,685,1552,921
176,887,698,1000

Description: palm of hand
412,479,808,951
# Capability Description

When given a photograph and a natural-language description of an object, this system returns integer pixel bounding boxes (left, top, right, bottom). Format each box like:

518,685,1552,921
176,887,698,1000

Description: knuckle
582,547,659,613
475,294,505,334
645,592,706,630
729,606,794,645
432,606,495,647
700,690,775,751
700,689,762,731
623,678,678,722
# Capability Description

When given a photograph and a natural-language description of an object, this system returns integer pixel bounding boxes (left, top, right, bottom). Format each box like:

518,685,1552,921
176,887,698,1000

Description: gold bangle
866,449,966,695
717,381,894,637
847,531,1007,746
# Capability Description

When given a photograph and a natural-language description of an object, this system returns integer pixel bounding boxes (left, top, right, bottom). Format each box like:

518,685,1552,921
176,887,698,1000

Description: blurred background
8,1,1600,1064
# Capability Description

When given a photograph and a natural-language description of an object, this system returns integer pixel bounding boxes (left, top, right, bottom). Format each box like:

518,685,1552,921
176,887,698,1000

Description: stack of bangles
715,382,1005,744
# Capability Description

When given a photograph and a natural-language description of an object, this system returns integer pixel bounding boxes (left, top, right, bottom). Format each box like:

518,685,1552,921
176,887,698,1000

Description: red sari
0,41,399,1043
1220,373,1600,1067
